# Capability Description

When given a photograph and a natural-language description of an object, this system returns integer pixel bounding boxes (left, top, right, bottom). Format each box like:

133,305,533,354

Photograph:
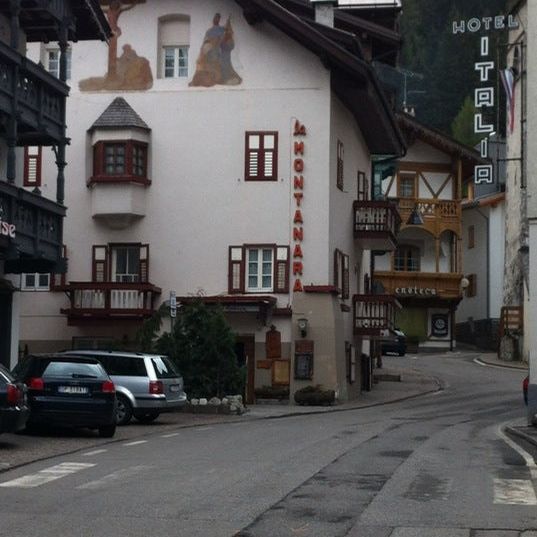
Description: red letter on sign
293,262,303,275
294,141,304,156
293,228,303,241
294,210,303,224
294,176,304,189
293,244,303,258
294,159,304,173
294,193,303,207
293,279,304,292
294,120,306,136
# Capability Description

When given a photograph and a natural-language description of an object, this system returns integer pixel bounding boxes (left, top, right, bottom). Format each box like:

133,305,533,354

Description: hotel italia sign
452,14,519,185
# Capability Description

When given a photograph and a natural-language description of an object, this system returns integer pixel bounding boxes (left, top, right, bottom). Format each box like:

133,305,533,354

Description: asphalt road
0,353,534,537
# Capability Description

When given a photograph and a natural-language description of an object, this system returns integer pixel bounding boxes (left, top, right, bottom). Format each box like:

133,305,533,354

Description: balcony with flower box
353,200,401,251
60,282,162,325
353,294,401,337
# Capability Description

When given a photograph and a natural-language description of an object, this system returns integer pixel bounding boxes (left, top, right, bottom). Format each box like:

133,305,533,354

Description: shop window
245,132,278,181
394,245,420,272
229,244,289,293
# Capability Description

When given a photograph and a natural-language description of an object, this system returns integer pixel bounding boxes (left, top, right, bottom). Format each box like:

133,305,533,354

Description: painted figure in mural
79,0,153,91
190,13,242,87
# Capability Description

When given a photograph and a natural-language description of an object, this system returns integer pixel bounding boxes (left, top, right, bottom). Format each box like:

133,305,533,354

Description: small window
337,140,344,190
92,141,149,184
357,171,369,201
112,246,140,283
247,248,273,292
398,173,416,199
92,244,149,283
468,225,475,249
22,273,50,291
333,249,350,299
24,146,42,187
104,144,126,175
245,132,278,181
394,246,420,272
46,48,71,80
163,46,189,78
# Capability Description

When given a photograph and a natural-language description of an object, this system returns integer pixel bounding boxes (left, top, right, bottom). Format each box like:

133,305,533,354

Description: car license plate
170,385,180,393
58,386,88,394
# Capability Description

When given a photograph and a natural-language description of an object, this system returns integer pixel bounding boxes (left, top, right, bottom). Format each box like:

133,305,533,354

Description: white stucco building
19,0,405,403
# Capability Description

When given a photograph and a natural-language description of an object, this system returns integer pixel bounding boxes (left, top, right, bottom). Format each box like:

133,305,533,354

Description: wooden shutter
51,245,68,290
357,171,369,201
337,140,344,190
342,254,350,300
334,249,342,294
245,132,278,181
229,246,245,294
274,246,290,293
92,245,109,282
24,146,42,187
266,327,282,359
139,244,149,283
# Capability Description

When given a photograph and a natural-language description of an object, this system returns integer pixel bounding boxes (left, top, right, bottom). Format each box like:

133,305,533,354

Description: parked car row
3,351,187,438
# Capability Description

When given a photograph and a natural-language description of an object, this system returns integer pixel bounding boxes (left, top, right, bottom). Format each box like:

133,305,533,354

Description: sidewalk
475,352,528,371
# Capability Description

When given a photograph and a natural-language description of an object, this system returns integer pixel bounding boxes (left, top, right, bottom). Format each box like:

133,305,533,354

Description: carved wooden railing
60,282,162,323
353,294,401,337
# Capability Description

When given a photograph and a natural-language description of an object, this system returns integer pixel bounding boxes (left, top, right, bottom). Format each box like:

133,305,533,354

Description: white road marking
77,465,151,490
161,432,179,438
82,449,107,457
497,422,537,480
123,440,148,447
493,478,537,505
0,462,95,488
196,427,214,431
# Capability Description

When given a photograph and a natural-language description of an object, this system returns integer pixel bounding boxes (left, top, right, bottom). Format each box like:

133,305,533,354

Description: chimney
311,0,337,28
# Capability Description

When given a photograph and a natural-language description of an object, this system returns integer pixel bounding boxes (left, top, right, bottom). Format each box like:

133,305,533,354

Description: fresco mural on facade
189,13,242,87
80,0,153,91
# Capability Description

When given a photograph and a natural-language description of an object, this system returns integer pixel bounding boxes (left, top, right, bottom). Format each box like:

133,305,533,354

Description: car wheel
116,395,133,426
98,424,116,438
398,351,405,357
135,411,160,424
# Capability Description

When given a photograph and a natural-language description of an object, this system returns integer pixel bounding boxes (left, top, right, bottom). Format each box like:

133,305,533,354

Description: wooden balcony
353,294,401,337
60,282,162,325
353,200,401,251
0,180,65,273
0,38,68,145
374,271,463,301
397,198,461,236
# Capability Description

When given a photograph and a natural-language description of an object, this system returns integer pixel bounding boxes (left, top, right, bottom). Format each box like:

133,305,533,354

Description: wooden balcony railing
374,271,463,301
60,282,162,325
353,294,401,337
353,200,401,251
397,198,461,235
0,180,65,273
0,38,68,145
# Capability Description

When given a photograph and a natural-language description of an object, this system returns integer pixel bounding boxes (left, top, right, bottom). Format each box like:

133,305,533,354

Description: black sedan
12,355,117,438
0,364,29,434
380,329,407,356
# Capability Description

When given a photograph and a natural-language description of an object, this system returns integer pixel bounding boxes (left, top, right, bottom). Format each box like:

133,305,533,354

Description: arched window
158,15,190,79
394,245,420,272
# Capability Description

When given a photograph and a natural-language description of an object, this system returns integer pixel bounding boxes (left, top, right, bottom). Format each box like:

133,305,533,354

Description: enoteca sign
452,12,519,185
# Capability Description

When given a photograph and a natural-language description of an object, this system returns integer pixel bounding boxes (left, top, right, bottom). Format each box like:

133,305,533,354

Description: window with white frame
163,46,189,78
46,48,71,80
111,246,141,283
92,244,149,283
158,15,190,79
22,273,50,291
229,245,289,294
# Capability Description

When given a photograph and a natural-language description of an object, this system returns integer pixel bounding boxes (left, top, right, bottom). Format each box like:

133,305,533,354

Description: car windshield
42,361,105,379
151,357,180,379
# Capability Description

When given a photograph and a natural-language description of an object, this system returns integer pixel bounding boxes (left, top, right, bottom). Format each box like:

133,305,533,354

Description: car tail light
101,380,115,393
6,384,20,405
149,380,164,395
27,377,44,391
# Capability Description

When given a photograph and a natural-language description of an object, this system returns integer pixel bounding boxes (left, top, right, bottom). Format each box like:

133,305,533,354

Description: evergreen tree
451,95,481,147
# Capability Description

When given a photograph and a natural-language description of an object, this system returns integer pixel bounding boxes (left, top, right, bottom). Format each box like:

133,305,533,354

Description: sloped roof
89,97,150,131
235,0,405,156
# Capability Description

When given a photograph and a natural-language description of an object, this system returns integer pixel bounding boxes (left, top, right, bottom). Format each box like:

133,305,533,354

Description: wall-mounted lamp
460,277,470,290
297,317,309,338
